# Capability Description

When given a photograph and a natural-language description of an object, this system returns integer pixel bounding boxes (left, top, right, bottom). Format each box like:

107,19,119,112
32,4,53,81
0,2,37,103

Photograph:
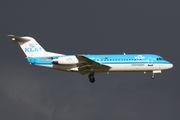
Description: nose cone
167,63,173,70
160,62,173,70
170,63,173,69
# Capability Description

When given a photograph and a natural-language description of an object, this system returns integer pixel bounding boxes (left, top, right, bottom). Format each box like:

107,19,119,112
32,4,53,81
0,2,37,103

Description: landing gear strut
88,73,95,83
151,74,155,79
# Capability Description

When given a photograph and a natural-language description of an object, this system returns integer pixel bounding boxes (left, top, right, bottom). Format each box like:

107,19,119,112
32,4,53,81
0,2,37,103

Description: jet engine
52,56,78,64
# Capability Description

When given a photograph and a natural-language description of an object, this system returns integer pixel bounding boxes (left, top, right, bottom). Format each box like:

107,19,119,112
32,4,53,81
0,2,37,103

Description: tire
88,74,93,79
90,78,95,83
89,74,95,83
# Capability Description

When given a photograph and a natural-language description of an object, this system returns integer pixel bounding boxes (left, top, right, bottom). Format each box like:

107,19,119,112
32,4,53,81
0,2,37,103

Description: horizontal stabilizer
8,35,30,43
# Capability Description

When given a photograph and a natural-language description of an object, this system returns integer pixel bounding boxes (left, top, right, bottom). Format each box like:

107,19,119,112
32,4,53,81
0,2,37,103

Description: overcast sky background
1,1,180,120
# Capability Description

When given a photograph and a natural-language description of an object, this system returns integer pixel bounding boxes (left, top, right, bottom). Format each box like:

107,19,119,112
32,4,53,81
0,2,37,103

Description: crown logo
29,43,37,47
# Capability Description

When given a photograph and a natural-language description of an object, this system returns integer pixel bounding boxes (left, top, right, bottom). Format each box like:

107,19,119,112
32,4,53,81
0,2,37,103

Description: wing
75,55,111,75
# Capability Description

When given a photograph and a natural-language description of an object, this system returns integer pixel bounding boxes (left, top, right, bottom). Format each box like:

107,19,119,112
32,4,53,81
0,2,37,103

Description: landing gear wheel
90,78,95,83
89,74,95,83
151,75,155,79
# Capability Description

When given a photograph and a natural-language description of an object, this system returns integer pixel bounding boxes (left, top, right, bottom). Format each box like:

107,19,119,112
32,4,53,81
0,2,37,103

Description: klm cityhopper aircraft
8,35,173,83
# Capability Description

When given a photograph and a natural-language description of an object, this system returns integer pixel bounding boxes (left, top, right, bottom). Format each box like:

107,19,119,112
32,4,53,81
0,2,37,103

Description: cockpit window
157,58,164,61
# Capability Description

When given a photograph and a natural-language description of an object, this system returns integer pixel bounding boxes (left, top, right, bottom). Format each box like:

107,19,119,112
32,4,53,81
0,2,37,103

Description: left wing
75,55,111,75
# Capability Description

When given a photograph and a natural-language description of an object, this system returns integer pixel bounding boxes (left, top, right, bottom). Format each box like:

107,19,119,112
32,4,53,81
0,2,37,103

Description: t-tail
8,35,63,57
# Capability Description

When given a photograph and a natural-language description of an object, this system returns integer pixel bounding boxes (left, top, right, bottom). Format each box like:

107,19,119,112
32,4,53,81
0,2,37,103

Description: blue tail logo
29,43,37,47
25,43,42,52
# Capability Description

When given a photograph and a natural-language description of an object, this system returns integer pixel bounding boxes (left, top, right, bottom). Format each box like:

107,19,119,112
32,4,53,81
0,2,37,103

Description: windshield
157,57,165,61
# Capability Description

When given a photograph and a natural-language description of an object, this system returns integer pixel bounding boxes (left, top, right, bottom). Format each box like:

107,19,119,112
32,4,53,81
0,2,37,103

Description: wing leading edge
75,55,111,75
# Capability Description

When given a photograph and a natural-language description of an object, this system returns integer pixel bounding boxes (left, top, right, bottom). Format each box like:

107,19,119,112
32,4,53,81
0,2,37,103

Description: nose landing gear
151,70,161,79
88,73,95,83
151,73,155,79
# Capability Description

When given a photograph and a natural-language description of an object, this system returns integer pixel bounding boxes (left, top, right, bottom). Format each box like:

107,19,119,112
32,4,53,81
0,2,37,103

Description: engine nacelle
52,56,78,65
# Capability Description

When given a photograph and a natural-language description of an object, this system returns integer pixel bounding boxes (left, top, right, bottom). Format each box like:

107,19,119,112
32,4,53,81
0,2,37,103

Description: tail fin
8,35,62,57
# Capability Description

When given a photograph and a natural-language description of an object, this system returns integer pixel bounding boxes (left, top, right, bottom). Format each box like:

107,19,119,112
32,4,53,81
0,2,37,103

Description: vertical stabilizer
8,35,47,57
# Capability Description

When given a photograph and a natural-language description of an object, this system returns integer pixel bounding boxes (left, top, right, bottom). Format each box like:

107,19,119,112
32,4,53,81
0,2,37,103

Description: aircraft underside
35,63,172,83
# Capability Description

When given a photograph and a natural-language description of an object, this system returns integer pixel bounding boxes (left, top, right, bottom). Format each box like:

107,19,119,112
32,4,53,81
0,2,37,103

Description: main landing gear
88,73,95,83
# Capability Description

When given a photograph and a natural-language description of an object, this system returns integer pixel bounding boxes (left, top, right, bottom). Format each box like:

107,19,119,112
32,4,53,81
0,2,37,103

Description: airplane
8,35,173,83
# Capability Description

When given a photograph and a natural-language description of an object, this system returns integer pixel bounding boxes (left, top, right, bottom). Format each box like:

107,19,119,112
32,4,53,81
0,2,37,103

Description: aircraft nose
170,63,173,69
167,63,173,69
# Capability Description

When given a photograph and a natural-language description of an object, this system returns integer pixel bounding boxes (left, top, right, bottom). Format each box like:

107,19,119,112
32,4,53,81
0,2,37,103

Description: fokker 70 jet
8,35,173,83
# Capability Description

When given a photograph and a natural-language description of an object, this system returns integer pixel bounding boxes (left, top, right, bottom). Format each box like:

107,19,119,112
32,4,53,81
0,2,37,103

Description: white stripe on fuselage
106,63,172,72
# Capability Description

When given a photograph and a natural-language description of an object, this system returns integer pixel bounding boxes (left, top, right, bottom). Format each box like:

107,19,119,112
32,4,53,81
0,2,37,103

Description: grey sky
1,1,180,120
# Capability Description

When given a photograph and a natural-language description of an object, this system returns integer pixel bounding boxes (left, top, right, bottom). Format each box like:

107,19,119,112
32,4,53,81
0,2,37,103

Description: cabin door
148,57,153,66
